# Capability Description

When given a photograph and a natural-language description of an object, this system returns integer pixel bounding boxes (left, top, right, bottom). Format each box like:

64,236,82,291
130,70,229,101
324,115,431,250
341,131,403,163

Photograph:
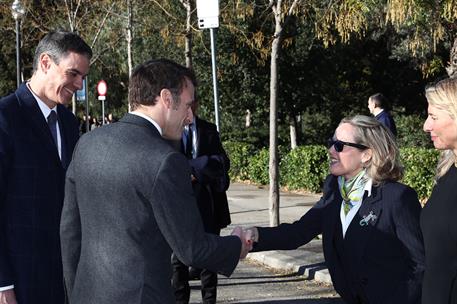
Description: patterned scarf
338,169,368,215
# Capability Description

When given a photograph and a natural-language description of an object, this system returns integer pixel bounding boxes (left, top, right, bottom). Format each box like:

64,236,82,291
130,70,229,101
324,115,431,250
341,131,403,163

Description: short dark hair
369,93,388,108
32,30,92,73
128,59,197,111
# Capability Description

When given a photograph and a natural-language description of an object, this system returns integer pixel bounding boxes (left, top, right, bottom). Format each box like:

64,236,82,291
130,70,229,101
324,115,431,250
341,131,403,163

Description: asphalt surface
221,182,332,284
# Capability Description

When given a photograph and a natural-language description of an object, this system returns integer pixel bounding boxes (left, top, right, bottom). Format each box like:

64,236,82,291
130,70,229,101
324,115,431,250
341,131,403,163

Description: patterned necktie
47,110,58,148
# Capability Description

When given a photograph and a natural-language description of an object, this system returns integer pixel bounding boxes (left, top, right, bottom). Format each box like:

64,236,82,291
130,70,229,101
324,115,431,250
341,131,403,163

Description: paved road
187,183,342,303
189,259,342,304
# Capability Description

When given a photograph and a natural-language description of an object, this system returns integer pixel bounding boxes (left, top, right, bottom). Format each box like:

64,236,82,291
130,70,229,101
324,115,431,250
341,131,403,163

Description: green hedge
396,115,433,148
400,147,439,200
246,148,270,184
224,141,440,200
224,141,256,181
280,145,328,192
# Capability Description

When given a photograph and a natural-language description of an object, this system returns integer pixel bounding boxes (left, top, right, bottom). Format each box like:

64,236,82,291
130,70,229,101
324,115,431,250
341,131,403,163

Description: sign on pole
196,0,219,29
97,80,107,98
196,0,221,131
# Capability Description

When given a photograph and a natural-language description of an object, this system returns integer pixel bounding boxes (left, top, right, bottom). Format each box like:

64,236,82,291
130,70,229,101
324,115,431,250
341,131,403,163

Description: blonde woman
422,77,457,304
245,115,424,304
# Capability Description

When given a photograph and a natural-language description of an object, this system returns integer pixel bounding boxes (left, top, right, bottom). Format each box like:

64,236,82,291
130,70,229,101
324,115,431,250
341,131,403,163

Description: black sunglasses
327,138,368,152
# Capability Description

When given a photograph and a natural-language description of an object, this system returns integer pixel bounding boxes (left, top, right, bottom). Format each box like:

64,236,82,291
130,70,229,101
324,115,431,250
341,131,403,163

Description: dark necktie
185,125,193,159
47,110,58,148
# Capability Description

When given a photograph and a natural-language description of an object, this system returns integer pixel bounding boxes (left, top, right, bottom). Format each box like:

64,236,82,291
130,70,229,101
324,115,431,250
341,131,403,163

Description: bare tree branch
91,2,117,49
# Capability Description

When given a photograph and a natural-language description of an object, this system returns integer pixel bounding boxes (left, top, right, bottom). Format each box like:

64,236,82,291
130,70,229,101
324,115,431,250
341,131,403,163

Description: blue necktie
47,111,58,148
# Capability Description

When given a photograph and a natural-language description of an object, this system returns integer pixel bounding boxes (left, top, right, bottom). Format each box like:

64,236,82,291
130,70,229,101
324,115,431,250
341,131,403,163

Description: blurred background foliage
1,0,455,150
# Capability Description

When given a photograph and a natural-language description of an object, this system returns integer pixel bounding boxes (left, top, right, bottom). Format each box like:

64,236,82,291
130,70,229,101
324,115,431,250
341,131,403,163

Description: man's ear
39,53,53,73
160,88,173,109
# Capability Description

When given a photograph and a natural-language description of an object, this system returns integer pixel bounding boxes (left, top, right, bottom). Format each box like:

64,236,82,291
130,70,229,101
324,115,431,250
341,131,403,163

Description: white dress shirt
27,83,62,159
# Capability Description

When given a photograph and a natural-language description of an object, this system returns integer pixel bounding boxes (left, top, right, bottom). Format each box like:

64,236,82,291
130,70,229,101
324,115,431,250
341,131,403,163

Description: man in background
0,31,91,304
60,59,250,304
368,93,397,136
172,99,231,304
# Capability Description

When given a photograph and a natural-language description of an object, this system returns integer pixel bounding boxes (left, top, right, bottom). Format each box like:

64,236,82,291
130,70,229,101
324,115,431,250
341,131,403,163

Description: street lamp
11,0,25,88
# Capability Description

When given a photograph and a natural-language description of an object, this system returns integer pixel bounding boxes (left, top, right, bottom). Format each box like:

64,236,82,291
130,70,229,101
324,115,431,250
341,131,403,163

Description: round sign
97,80,107,96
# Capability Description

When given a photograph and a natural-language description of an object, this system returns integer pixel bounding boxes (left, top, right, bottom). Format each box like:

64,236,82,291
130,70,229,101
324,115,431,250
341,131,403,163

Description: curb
246,250,332,284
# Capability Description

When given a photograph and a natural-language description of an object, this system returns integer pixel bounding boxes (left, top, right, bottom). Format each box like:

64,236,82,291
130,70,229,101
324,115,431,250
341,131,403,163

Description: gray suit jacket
60,113,241,304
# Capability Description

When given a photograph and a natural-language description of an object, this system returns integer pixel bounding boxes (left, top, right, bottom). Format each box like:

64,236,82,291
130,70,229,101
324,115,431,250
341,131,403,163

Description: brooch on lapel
359,211,377,226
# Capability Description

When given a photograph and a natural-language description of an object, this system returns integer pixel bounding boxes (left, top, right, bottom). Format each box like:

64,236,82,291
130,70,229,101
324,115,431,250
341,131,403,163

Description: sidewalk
221,182,333,284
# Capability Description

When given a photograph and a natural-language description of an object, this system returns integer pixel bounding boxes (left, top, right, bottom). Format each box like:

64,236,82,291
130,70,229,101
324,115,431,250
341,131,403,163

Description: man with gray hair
0,30,92,304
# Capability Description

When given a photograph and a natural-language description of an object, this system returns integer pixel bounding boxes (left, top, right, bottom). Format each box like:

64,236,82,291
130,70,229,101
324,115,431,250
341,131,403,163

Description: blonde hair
340,115,403,185
425,77,457,179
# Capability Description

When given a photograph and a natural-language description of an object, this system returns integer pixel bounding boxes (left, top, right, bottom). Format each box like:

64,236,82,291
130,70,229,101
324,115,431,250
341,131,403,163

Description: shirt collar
129,111,163,135
26,82,57,119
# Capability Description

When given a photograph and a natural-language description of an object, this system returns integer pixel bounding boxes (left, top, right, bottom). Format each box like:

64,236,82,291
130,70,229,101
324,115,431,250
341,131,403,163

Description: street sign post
97,80,107,125
196,0,221,132
196,0,219,29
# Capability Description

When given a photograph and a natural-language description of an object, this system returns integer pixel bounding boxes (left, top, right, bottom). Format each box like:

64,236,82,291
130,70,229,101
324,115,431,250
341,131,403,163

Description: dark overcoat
0,83,79,303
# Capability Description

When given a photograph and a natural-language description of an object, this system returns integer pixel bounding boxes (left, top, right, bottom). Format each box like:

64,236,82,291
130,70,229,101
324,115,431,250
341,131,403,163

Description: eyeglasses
327,138,368,152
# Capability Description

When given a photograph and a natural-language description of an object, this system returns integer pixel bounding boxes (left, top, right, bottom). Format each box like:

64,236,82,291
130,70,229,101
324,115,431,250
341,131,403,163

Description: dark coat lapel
15,83,62,166
56,105,75,169
345,185,383,263
196,117,203,157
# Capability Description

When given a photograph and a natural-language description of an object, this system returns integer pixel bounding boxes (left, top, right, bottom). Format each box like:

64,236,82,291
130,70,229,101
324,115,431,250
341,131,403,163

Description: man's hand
0,289,17,304
244,227,259,243
231,226,253,259
190,174,197,183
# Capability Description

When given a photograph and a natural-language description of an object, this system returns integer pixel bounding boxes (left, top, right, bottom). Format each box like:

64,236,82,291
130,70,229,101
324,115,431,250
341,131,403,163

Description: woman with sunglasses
421,78,457,304
243,115,424,304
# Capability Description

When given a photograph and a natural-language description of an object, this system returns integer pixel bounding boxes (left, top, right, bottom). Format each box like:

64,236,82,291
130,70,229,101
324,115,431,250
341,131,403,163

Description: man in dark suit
368,93,397,136
0,31,91,304
60,59,250,304
172,100,231,304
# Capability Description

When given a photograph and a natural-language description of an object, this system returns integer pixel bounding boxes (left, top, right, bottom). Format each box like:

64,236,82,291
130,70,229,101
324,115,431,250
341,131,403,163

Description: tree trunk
245,109,251,128
182,0,193,69
447,37,457,78
127,0,133,111
269,1,282,227
290,115,297,149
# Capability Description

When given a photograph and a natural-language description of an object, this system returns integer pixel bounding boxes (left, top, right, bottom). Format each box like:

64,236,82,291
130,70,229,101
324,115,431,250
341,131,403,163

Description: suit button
361,278,368,285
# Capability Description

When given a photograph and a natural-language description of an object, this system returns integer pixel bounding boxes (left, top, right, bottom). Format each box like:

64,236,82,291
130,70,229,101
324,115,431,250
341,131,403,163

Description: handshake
230,226,259,259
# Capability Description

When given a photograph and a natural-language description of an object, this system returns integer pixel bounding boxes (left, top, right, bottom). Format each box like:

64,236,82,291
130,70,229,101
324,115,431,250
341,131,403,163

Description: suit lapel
345,186,383,263
15,84,62,167
56,105,72,169
195,117,204,157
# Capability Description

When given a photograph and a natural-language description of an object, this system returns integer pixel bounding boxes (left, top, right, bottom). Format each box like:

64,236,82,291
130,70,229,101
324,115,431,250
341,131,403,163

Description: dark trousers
171,253,218,304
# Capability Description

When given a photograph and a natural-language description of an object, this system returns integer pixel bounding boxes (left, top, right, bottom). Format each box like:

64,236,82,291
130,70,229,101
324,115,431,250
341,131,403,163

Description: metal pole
102,99,105,125
15,18,21,88
85,77,89,132
209,28,220,132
